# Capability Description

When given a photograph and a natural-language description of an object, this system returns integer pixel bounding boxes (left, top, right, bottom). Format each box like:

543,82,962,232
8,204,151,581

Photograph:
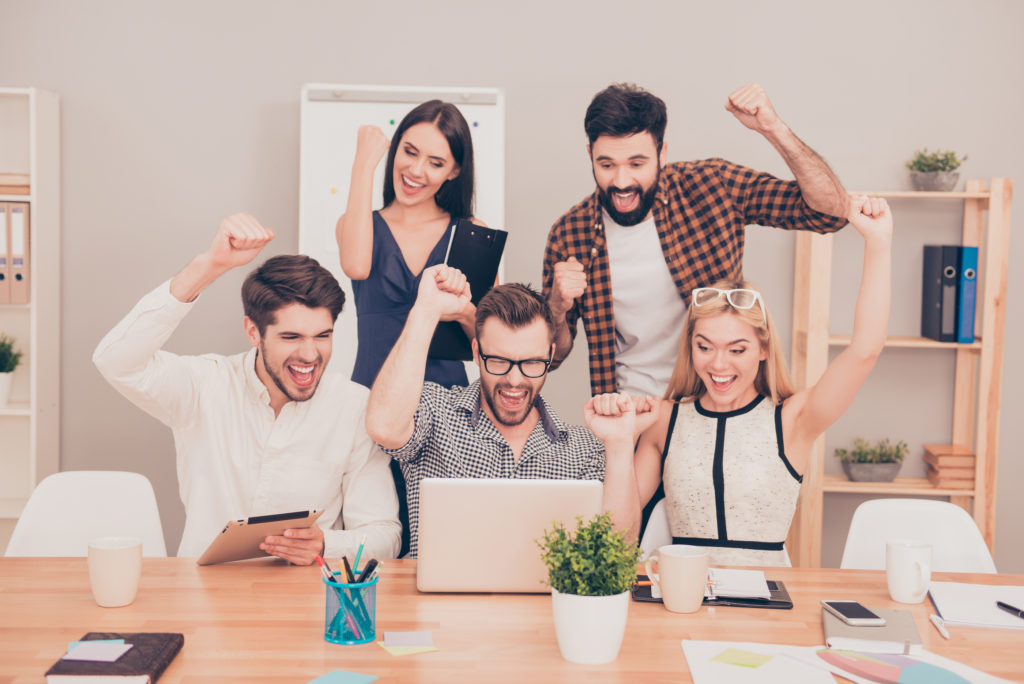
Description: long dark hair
382,100,475,219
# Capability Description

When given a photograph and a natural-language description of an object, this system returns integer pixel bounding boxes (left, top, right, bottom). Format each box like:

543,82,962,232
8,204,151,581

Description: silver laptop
416,478,604,593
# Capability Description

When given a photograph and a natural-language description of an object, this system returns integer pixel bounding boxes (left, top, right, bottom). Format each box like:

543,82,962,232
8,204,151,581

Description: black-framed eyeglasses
478,349,552,378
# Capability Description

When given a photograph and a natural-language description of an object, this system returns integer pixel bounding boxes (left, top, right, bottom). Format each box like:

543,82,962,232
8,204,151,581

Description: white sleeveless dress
661,395,802,567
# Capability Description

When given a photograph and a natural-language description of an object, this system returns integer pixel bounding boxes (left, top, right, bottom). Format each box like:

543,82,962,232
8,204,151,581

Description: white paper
383,631,434,647
929,582,1024,630
62,642,133,662
681,640,835,684
706,568,772,600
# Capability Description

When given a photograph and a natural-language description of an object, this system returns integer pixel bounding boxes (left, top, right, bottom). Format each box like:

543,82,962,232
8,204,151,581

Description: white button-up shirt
93,281,400,560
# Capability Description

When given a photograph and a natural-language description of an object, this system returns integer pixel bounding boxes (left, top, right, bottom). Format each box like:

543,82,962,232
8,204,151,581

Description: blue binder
956,246,978,343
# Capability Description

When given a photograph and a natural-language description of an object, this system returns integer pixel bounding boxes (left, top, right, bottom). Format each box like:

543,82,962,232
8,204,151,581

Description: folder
921,245,959,342
8,202,29,304
956,246,978,344
428,219,508,361
0,204,9,304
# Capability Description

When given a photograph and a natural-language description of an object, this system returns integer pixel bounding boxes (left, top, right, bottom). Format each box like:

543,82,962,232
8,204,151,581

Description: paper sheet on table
929,582,1024,629
681,640,834,683
66,638,125,655
307,671,378,684
785,647,1014,684
62,642,134,662
376,641,439,657
383,630,434,647
705,568,772,599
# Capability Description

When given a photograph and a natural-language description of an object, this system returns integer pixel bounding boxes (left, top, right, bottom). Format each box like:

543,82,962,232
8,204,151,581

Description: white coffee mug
886,539,932,604
644,544,709,613
87,536,142,608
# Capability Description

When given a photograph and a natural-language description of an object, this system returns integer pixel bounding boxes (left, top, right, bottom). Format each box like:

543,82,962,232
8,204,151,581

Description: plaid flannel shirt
543,158,848,396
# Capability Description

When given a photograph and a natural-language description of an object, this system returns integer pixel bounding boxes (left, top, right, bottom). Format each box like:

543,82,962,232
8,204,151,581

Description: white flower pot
0,371,12,406
551,588,630,665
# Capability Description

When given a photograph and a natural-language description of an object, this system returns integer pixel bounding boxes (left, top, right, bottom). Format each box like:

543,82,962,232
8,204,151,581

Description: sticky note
376,641,439,657
383,631,434,647
63,642,133,662
712,647,773,668
67,638,124,653
307,671,378,684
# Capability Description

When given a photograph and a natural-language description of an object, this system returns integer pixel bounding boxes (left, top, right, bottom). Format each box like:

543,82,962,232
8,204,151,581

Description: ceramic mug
87,536,142,607
886,539,932,604
644,544,709,613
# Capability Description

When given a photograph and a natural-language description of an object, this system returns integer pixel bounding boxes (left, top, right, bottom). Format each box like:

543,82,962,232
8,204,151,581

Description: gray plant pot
909,170,959,191
841,461,902,482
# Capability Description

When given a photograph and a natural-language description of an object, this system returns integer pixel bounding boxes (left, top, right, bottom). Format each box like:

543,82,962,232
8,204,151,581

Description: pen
357,558,379,583
353,534,367,576
996,601,1024,619
929,614,950,639
315,556,336,584
341,555,357,584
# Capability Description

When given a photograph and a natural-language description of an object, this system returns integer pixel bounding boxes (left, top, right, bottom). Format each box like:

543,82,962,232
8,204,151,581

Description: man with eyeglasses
366,265,650,557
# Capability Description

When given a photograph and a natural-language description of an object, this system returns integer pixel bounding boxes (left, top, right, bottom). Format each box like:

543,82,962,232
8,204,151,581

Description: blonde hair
664,279,795,405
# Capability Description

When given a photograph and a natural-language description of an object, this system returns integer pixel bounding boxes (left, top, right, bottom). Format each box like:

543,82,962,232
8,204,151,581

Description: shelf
828,335,982,350
0,402,31,416
0,194,31,202
0,496,28,519
851,190,990,200
822,474,975,497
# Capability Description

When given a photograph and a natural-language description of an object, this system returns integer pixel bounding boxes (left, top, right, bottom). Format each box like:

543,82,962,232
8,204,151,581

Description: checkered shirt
543,158,848,396
381,379,604,558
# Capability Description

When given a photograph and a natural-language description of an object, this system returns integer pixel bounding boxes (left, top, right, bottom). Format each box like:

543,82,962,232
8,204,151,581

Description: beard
259,341,321,403
595,167,661,227
480,380,538,427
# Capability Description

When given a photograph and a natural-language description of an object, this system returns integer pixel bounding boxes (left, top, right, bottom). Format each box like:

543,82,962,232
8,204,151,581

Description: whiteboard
298,84,505,380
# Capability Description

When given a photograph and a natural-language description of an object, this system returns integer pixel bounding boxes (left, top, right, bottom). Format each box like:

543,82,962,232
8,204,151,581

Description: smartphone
820,600,887,626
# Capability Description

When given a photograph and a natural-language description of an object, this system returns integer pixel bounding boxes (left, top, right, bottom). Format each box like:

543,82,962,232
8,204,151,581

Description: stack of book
0,173,29,195
923,443,975,489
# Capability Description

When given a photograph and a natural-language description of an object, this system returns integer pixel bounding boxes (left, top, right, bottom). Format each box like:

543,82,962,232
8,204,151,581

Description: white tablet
196,509,323,566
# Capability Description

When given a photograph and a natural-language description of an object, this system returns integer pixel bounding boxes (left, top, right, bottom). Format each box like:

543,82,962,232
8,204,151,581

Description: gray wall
3,0,1022,570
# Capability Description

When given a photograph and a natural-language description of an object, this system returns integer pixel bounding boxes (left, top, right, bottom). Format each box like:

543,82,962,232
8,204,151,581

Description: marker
996,601,1024,620
929,614,950,639
341,555,357,584
353,534,367,575
315,556,336,584
356,558,379,583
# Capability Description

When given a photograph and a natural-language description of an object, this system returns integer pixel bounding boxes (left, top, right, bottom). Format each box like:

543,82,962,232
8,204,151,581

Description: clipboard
630,574,794,610
428,219,508,361
196,509,322,565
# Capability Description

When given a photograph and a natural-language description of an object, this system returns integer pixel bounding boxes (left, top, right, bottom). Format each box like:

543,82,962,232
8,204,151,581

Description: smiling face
590,131,666,226
391,121,461,208
245,303,334,412
473,316,553,428
691,312,767,412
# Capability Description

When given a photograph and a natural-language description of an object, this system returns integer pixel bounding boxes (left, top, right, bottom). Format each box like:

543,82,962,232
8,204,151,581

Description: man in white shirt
93,213,400,564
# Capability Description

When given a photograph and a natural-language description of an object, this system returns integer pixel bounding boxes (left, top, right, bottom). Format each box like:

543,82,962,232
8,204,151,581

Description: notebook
415,478,602,593
821,608,923,654
929,581,1024,630
631,575,794,609
45,632,183,683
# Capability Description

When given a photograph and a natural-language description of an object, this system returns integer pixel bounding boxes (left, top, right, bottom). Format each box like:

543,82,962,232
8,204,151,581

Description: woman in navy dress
336,101,479,556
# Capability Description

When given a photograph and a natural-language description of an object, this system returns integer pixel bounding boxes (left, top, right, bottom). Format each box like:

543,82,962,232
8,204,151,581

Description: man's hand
584,393,638,448
260,524,325,566
848,195,893,244
354,125,390,170
416,264,471,319
550,257,586,317
725,83,785,137
632,396,662,437
208,213,275,271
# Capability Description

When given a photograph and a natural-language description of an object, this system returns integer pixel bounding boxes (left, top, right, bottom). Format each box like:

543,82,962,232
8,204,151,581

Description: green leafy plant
538,512,642,596
0,334,23,373
906,148,968,173
835,437,908,464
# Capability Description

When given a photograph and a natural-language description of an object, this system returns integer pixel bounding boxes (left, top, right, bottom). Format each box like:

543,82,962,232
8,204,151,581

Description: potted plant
906,148,968,191
538,512,641,665
0,333,23,406
835,437,908,482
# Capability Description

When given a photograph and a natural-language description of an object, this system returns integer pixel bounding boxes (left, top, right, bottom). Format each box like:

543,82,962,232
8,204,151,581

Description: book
45,632,184,683
922,443,976,468
926,464,974,489
821,608,922,654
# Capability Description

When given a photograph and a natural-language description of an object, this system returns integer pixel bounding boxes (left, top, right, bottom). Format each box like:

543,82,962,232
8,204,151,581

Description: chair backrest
640,498,672,558
840,498,995,573
5,471,167,557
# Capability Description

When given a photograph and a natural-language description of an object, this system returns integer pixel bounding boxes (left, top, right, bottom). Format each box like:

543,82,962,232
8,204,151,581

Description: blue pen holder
322,574,378,645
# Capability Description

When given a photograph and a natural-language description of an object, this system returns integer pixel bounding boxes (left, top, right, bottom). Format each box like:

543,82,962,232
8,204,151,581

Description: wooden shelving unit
787,179,1012,568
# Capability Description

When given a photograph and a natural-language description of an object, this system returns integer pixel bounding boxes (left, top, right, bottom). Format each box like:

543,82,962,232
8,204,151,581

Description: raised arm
726,83,849,218
784,196,892,452
365,265,470,449
543,228,586,367
171,213,276,303
335,126,390,280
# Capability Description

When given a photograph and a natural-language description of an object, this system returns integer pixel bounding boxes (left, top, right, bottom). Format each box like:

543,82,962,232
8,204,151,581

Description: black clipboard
428,219,508,361
630,574,794,610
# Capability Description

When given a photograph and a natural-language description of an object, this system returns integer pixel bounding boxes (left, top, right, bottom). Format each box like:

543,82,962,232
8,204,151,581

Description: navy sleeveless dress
350,211,468,390
350,211,468,558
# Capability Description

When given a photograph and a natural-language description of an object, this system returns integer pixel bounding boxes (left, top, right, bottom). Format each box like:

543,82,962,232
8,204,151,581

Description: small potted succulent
835,437,908,482
539,512,641,665
906,148,968,191
0,333,23,406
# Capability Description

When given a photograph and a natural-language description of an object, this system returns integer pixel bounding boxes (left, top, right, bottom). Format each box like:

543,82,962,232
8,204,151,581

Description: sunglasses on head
691,287,767,322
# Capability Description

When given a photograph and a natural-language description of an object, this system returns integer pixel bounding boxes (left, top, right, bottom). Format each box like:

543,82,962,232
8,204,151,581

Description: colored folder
956,246,978,343
8,203,29,304
0,204,9,304
921,245,959,342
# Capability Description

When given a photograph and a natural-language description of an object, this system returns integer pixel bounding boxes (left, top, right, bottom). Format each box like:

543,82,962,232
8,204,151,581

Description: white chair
840,498,995,573
640,498,672,558
5,471,167,557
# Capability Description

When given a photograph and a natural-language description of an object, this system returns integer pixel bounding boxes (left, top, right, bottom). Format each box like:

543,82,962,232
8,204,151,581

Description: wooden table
1,558,1021,682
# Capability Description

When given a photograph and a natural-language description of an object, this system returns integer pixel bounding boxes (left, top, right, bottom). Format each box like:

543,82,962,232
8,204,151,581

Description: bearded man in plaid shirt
544,82,850,398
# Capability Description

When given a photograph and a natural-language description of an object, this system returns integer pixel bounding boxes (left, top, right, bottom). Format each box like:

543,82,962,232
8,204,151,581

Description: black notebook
45,632,184,683
428,219,508,361
630,574,794,610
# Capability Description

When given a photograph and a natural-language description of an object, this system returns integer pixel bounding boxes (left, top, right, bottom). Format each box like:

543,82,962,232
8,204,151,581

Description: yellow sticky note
376,642,438,657
712,648,773,668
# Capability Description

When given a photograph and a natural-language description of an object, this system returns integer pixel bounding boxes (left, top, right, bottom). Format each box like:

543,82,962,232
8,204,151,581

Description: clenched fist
550,257,586,317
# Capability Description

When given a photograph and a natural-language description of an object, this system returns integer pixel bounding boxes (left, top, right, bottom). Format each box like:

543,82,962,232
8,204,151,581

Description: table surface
1,558,1022,683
